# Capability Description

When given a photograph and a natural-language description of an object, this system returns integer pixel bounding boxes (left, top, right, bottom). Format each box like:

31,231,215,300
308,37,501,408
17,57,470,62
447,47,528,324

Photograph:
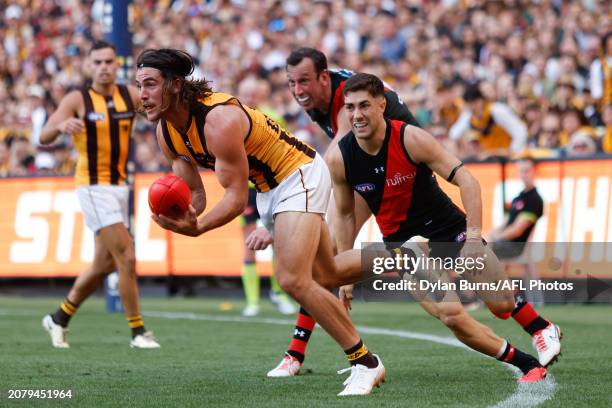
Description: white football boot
42,314,69,348
130,331,161,349
337,354,386,396
267,353,302,377
532,322,562,366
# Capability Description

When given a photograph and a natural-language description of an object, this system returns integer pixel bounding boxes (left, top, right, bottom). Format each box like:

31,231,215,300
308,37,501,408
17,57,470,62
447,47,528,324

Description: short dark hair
463,83,483,102
89,40,116,55
342,73,385,98
286,47,328,75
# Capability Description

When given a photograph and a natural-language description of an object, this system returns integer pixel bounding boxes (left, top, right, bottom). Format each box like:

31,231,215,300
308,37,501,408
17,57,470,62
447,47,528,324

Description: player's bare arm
404,125,482,235
40,91,84,144
327,144,358,310
403,125,484,259
327,145,356,253
323,106,353,163
155,105,249,236
196,105,250,233
155,124,206,215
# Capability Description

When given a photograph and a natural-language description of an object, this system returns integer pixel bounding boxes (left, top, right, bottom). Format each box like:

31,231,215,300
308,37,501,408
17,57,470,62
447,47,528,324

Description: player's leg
273,212,360,349
97,185,158,348
419,294,546,381
465,245,561,366
241,219,260,317
268,239,370,377
274,211,385,394
42,236,115,348
268,263,296,315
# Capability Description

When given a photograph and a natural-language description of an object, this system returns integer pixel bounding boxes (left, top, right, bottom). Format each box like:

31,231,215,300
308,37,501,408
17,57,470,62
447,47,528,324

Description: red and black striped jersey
338,119,465,242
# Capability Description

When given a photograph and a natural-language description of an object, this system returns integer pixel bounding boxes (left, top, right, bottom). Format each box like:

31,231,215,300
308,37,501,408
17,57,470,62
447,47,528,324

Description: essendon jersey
306,69,420,138
338,119,465,242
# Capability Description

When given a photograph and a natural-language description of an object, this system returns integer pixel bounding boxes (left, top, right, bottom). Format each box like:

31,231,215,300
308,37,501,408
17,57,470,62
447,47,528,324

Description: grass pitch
0,296,610,407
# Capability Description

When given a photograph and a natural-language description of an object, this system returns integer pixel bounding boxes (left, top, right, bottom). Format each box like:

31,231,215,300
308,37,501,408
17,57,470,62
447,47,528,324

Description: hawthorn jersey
469,102,512,151
338,119,465,243
75,85,135,186
160,92,315,192
306,69,420,138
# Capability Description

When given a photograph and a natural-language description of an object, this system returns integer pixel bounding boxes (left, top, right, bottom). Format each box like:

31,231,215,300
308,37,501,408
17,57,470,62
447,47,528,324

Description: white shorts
76,185,129,232
256,154,331,233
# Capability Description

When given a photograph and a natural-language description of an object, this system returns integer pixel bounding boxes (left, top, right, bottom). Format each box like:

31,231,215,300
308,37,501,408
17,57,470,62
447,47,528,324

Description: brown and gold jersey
160,92,315,193
469,102,512,151
74,85,135,186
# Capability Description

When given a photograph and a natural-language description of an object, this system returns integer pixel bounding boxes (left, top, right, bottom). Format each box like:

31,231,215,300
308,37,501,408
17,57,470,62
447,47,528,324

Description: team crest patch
355,183,375,193
455,231,467,242
515,200,524,210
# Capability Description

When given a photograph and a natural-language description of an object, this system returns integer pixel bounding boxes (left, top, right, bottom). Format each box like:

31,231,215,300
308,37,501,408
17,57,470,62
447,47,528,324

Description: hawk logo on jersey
87,112,105,122
355,183,376,193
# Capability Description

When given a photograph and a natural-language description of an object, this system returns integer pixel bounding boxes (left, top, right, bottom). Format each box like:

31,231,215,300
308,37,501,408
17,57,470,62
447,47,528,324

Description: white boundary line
144,310,557,407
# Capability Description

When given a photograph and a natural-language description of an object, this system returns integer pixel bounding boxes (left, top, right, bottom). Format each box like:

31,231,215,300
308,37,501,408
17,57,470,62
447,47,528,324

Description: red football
148,175,191,218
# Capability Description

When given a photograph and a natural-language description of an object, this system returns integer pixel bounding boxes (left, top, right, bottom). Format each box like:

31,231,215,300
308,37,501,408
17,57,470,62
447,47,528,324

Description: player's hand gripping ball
148,175,191,218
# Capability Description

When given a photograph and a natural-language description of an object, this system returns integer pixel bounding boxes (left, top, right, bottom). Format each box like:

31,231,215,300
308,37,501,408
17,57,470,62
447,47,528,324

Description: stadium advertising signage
0,160,611,278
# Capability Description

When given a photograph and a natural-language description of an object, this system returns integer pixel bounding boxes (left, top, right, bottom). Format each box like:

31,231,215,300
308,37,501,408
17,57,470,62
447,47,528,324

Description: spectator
449,82,528,156
537,111,563,151
559,107,596,147
567,132,598,157
589,31,612,111
0,139,9,176
601,104,612,153
0,0,610,172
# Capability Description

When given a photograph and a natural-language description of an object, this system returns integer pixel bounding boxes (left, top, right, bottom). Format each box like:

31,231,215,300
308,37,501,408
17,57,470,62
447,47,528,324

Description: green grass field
1,296,610,407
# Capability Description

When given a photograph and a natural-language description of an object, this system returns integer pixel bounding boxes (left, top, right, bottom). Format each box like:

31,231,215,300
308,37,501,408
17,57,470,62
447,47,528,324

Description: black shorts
383,220,487,259
241,187,259,224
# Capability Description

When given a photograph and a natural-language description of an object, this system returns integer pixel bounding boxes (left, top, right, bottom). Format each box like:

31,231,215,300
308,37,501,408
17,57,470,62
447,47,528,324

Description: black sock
512,299,549,335
498,341,541,374
131,326,146,338
344,339,378,368
52,298,79,328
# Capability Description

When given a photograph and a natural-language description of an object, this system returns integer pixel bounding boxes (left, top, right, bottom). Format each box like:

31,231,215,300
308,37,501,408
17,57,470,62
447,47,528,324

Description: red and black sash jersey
338,119,465,242
306,69,420,139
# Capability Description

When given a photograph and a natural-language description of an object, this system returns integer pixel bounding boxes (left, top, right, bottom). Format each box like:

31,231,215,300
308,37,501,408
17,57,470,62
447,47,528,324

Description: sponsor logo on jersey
355,183,376,193
112,111,135,120
385,171,415,187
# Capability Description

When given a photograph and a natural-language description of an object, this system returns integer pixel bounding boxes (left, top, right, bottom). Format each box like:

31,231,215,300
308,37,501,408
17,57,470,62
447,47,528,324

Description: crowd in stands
1,0,611,177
